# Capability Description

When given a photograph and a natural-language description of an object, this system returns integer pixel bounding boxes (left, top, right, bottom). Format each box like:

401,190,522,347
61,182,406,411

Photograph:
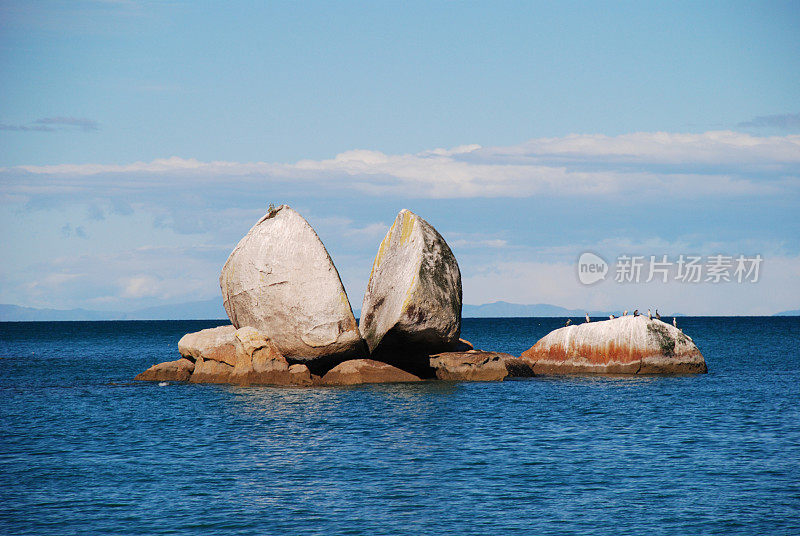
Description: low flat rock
360,209,462,370
220,205,365,369
178,325,237,366
521,315,707,374
321,359,422,386
135,358,194,382
429,351,511,381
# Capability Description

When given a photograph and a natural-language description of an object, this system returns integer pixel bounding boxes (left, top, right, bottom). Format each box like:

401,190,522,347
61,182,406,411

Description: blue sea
1,317,799,535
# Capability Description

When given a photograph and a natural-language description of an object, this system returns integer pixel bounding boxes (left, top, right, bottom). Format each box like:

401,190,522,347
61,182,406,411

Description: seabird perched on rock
623,310,628,316
565,319,572,326
609,314,615,319
656,309,661,320
673,317,677,328
648,308,653,320
585,313,590,323
633,309,639,317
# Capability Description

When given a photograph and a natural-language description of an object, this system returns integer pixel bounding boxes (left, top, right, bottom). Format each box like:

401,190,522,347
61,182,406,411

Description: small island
136,206,706,386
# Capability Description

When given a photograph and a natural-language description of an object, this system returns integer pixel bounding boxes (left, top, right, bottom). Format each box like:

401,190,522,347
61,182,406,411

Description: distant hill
774,309,800,316
4,299,611,321
0,299,227,321
0,304,127,321
128,299,227,320
2,299,763,321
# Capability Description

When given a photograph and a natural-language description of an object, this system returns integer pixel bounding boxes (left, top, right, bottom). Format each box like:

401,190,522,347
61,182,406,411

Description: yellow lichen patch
401,274,417,312
339,289,350,309
370,220,396,279
339,290,357,329
399,211,415,246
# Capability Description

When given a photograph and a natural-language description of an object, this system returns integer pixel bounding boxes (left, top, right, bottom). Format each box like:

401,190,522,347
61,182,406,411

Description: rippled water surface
1,317,799,535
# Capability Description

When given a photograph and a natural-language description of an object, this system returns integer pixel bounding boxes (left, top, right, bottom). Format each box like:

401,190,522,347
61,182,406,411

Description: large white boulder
219,205,365,368
360,209,462,368
520,315,707,374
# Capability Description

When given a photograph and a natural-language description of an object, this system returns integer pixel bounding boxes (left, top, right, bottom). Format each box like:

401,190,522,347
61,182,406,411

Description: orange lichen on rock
521,315,706,375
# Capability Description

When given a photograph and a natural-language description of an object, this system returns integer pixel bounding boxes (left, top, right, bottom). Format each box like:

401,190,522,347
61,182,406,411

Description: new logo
577,252,608,285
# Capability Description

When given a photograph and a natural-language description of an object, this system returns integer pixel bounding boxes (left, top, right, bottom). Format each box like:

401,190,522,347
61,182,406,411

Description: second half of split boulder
360,209,462,361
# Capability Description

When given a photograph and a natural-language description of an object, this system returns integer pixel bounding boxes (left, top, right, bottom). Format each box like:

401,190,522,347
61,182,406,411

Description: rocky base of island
136,316,705,386
136,324,537,385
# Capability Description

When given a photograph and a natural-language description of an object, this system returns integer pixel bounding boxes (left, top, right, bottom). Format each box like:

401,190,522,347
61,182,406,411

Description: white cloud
344,222,390,240
478,131,800,165
120,275,162,298
0,116,99,132
5,245,228,310
738,113,800,130
312,217,389,241
450,238,508,249
3,131,797,200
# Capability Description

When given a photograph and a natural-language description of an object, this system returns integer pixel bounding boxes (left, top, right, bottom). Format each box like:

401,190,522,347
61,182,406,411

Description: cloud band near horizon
1,129,798,315
2,130,798,201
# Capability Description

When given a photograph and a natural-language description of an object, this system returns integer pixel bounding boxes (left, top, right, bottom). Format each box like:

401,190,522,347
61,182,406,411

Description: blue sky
1,1,799,315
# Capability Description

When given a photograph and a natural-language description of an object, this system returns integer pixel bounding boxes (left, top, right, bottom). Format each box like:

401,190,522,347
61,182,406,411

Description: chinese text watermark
578,253,762,285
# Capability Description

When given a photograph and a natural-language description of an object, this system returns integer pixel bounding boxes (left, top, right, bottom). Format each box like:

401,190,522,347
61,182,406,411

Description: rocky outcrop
138,326,314,386
136,325,530,385
429,351,512,381
521,315,707,374
219,205,366,370
288,364,313,386
359,209,462,372
135,358,194,382
178,325,237,365
430,339,536,381
190,357,234,384
230,326,293,385
320,359,422,386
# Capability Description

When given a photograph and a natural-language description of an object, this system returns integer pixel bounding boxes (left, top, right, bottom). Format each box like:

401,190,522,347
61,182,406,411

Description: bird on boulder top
633,309,639,317
656,309,661,320
585,313,590,323
565,319,572,327
623,310,628,316
673,317,677,328
648,308,653,320
609,314,615,319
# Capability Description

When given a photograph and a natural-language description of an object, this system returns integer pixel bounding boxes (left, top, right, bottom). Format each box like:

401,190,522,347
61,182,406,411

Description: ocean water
0,317,798,535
